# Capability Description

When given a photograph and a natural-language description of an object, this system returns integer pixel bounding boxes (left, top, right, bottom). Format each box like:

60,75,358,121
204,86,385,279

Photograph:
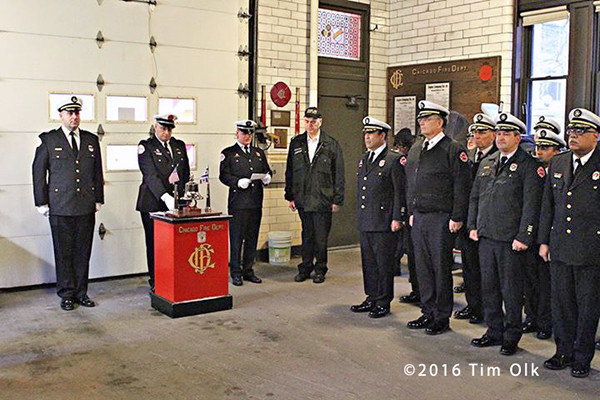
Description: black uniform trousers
49,214,95,299
229,209,262,277
550,261,600,366
412,211,455,323
297,208,332,276
397,226,419,295
140,212,155,289
479,237,525,344
360,231,396,308
523,247,552,331
460,231,483,318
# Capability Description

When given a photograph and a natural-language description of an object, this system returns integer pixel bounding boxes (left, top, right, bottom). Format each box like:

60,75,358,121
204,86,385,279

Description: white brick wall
389,0,514,108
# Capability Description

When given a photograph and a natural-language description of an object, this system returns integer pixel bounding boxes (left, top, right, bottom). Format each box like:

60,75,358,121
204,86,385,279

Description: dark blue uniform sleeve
138,141,169,200
93,136,104,204
284,142,295,201
392,158,406,222
537,163,555,245
219,150,239,189
515,160,544,246
451,147,472,222
32,136,50,206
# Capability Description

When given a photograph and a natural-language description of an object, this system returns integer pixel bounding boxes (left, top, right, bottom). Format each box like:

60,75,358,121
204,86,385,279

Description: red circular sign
270,81,292,107
479,65,493,81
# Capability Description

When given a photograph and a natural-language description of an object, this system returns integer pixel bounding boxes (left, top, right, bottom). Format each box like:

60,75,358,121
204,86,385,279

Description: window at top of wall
531,18,569,78
158,97,196,123
49,93,95,121
317,8,361,61
106,95,147,122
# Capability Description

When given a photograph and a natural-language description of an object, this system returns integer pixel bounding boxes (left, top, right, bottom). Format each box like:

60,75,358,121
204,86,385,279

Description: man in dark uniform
32,96,104,311
350,117,405,318
219,120,272,286
522,116,565,340
469,112,544,356
393,129,420,305
539,108,600,378
285,107,345,284
136,114,190,292
454,113,497,324
404,100,471,335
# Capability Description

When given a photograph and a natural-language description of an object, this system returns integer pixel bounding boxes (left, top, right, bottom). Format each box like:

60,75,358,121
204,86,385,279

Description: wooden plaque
387,56,501,134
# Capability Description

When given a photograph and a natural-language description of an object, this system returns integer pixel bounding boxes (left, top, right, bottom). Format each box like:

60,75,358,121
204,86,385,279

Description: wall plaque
270,110,291,127
386,57,501,135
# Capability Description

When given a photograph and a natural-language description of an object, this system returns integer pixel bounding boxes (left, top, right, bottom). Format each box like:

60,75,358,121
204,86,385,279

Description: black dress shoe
521,321,538,333
294,273,308,282
407,315,432,329
500,342,519,356
425,320,450,335
77,295,95,308
313,272,325,284
571,363,590,378
60,298,75,311
350,300,375,313
453,282,465,293
398,292,420,304
368,306,390,319
536,330,552,340
471,334,502,348
231,276,243,286
596,340,600,351
454,306,472,319
243,274,262,284
468,314,484,324
543,354,571,370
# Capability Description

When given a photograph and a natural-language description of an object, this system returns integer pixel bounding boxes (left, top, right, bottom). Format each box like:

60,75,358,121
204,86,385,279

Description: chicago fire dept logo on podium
188,243,216,274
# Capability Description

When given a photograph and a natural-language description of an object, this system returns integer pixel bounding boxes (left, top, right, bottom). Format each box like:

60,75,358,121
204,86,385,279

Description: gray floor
1,247,598,400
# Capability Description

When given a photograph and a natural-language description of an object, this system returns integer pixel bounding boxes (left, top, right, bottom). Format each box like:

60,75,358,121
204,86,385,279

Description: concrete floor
1,247,598,400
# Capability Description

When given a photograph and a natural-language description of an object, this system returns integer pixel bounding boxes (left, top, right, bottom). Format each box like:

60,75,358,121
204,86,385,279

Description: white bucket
268,231,293,265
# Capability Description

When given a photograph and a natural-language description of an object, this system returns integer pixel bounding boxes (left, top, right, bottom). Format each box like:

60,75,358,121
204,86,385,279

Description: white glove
261,174,272,185
161,193,175,210
95,203,102,212
37,205,50,217
237,178,251,189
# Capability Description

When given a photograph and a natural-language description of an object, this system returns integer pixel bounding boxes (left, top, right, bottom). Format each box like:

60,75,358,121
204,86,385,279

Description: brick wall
389,0,514,108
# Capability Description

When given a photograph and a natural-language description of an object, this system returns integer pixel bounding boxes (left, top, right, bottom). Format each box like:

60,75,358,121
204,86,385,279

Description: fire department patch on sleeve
459,151,468,163
138,144,145,154
220,153,226,162
537,166,545,178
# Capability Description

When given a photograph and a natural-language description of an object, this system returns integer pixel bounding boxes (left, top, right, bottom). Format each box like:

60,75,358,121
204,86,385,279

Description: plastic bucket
268,231,293,265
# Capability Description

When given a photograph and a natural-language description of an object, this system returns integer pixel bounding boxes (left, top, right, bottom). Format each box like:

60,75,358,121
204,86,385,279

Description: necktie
368,151,374,164
70,131,78,157
163,142,171,159
476,151,484,163
422,141,429,152
244,145,249,154
500,156,507,166
574,158,583,176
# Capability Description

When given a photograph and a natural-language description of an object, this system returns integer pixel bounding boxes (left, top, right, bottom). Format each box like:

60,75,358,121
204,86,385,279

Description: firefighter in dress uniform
136,114,190,292
219,120,272,286
350,117,405,318
539,108,600,378
522,116,565,340
32,96,104,311
454,113,497,324
404,101,472,335
468,112,544,356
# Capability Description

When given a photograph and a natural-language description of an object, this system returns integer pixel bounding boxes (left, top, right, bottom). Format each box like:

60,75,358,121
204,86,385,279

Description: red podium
149,213,232,318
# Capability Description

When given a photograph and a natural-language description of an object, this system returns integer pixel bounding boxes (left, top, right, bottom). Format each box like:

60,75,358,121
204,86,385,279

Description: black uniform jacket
219,143,271,211
538,147,600,266
136,135,190,212
469,143,497,182
405,135,471,222
356,146,406,232
468,147,543,246
32,128,104,216
284,131,345,212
